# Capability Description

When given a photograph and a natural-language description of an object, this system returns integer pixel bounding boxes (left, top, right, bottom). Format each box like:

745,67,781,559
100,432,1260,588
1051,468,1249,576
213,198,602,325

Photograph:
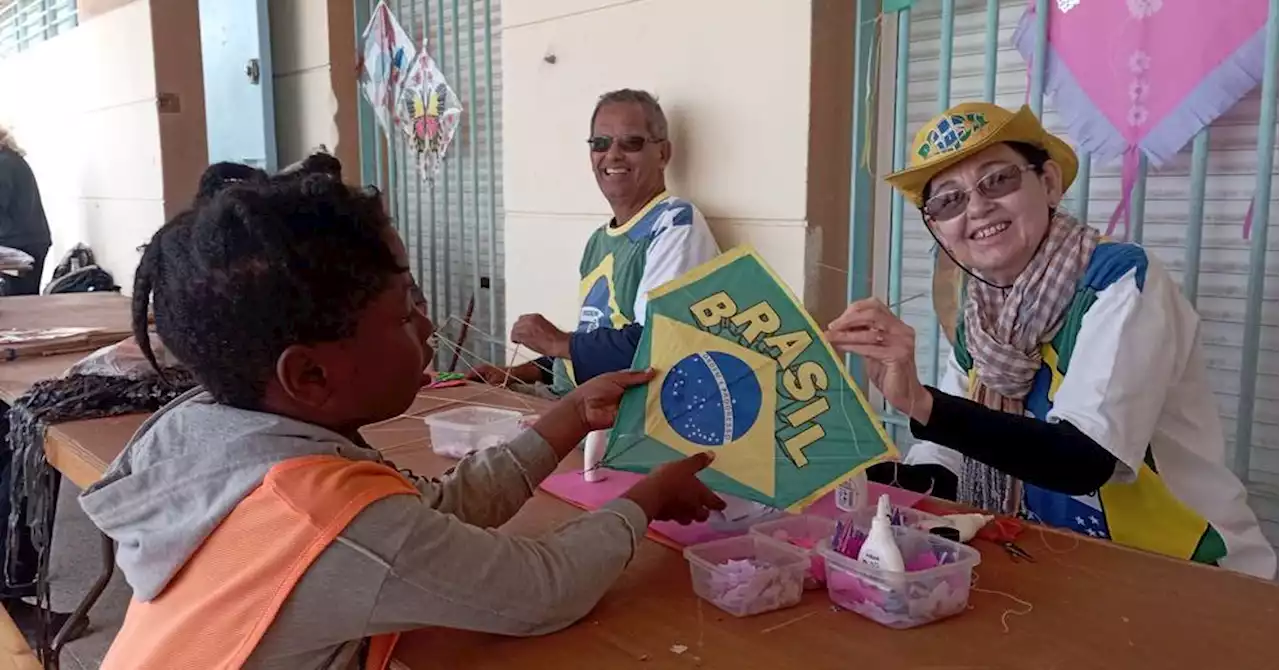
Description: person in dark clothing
0,127,52,296
0,127,84,645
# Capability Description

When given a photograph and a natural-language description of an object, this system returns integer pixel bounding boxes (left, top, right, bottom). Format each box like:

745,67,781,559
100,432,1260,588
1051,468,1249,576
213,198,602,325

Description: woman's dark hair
1006,141,1052,174
132,176,401,408
298,152,343,179
921,140,1053,203
276,152,344,182
196,162,268,203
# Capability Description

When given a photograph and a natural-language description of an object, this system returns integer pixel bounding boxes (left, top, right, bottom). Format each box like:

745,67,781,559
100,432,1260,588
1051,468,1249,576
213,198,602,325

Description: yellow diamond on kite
644,315,778,498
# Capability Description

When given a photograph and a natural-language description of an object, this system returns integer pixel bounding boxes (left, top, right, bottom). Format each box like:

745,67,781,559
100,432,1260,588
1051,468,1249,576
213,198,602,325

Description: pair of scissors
978,517,1035,563
1002,541,1035,562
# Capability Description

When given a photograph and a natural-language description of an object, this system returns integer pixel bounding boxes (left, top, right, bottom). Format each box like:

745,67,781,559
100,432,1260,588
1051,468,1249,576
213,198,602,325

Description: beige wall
0,0,206,292
268,0,359,173
0,0,357,294
501,0,852,358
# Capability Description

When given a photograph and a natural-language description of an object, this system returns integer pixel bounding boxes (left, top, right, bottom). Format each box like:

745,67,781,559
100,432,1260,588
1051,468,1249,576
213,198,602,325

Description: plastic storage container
704,496,788,534
749,515,838,590
818,525,981,629
683,534,810,617
423,406,527,458
843,502,943,531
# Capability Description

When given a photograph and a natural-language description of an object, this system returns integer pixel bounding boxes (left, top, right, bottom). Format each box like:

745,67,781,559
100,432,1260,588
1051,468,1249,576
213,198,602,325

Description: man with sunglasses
825,102,1273,579
469,89,719,396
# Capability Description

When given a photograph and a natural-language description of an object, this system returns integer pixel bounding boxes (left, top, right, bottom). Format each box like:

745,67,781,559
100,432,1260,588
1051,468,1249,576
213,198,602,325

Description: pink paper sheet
539,469,926,549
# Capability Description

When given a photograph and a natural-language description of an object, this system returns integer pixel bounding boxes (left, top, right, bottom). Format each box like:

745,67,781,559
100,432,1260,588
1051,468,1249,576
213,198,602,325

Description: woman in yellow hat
826,102,1274,579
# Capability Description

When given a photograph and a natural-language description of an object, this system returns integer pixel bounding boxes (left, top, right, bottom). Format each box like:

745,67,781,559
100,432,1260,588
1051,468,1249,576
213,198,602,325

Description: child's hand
533,369,656,461
569,368,657,432
622,453,726,525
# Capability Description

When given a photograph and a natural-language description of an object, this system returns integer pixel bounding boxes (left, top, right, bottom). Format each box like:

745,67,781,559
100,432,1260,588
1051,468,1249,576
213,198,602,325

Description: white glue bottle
857,494,905,572
583,430,609,483
835,471,868,512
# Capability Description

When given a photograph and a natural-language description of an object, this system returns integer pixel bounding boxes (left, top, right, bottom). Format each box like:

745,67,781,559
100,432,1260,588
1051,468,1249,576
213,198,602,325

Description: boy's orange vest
101,455,419,670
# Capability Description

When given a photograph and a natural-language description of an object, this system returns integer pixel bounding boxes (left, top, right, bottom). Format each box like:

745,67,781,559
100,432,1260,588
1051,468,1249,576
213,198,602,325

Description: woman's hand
825,298,934,424
511,314,571,359
461,361,543,387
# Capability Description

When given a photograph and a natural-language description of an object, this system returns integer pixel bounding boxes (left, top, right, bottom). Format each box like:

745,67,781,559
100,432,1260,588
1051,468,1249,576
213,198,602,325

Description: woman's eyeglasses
923,164,1034,221
587,135,661,153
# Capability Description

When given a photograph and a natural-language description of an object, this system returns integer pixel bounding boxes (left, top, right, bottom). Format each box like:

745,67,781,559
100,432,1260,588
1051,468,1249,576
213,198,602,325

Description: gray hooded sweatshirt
80,389,647,669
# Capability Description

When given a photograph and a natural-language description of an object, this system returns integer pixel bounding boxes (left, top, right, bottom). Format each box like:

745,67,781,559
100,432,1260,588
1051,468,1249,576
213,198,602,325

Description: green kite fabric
604,246,897,511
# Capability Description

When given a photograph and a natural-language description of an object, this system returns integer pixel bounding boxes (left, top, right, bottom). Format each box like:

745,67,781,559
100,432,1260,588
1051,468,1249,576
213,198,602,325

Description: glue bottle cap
929,526,961,542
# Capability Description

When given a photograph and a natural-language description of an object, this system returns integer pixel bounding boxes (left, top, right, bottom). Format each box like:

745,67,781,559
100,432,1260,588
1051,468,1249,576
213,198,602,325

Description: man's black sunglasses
587,135,663,153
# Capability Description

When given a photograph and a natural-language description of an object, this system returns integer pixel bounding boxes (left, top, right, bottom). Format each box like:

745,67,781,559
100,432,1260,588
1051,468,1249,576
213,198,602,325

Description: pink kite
1014,0,1268,238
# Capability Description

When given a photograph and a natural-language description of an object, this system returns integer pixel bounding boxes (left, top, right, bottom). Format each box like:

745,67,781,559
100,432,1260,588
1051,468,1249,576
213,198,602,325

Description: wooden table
35,382,1277,669
0,293,134,404
0,293,133,667
0,293,1270,670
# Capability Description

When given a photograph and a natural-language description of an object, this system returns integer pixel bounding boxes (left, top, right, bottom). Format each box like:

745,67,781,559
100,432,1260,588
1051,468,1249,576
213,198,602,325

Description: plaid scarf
958,211,1100,512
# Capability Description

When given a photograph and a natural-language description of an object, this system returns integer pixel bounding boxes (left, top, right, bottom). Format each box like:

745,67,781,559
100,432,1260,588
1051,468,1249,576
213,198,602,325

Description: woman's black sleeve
907,386,1118,495
866,461,958,500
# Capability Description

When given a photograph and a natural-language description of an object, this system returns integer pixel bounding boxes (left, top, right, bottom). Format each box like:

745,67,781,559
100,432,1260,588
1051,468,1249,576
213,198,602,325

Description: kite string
434,314,557,378
431,338,538,414
430,323,545,413
435,313,578,389
969,571,1034,634
362,380,546,433
1034,524,1081,555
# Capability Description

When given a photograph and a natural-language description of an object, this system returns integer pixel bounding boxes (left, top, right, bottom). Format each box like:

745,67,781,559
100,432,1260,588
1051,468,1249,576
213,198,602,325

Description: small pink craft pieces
539,469,927,549
1014,0,1269,239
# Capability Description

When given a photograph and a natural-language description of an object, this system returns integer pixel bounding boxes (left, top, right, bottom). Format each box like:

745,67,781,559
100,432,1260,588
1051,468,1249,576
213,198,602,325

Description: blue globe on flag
660,351,763,446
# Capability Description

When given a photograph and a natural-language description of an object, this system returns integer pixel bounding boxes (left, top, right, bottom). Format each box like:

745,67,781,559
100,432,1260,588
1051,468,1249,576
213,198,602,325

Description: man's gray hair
590,89,668,140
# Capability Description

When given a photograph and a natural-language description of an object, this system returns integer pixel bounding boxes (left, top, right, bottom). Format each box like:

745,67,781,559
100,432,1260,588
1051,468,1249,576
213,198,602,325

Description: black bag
41,244,118,294
42,266,118,295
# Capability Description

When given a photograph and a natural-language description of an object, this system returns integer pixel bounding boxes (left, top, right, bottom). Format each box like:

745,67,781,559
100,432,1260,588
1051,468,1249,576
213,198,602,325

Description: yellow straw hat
885,102,1078,208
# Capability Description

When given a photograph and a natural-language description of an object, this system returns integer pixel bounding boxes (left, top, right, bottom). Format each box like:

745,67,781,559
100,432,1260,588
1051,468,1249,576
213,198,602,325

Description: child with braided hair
79,175,724,670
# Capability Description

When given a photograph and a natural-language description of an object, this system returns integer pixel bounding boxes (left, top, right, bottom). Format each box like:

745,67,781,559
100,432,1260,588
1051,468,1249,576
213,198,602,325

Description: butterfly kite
359,1,416,137
396,49,463,180
605,247,898,511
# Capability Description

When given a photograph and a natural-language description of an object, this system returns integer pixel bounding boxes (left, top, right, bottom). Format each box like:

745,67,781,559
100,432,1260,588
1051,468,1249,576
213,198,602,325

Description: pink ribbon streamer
1106,147,1141,240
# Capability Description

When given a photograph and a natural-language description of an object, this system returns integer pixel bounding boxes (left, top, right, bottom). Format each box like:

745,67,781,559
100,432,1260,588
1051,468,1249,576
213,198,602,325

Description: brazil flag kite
604,246,898,511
